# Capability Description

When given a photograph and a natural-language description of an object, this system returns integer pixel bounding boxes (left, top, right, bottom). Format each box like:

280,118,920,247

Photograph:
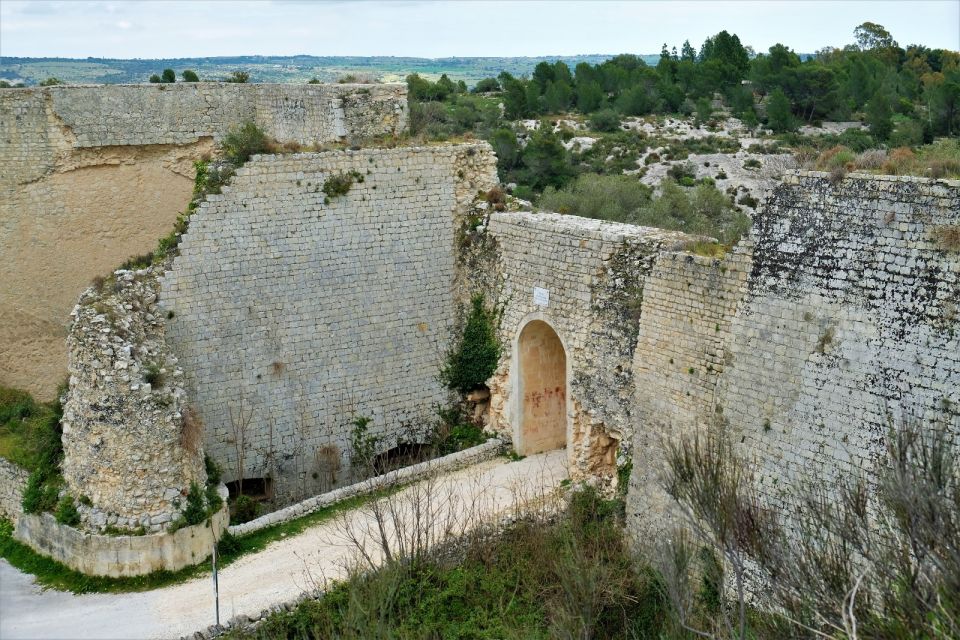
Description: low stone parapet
13,485,229,577
229,439,505,536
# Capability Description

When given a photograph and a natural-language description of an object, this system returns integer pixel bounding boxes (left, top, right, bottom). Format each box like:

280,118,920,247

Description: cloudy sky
1,1,957,59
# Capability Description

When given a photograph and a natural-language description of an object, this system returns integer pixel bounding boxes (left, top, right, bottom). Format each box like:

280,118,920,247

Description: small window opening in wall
226,477,273,500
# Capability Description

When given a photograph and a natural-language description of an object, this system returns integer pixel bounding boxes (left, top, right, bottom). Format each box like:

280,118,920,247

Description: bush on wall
440,294,500,394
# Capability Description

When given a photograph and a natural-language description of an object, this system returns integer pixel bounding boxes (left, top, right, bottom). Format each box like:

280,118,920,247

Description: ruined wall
0,458,30,524
627,172,960,538
161,143,498,504
483,212,692,481
0,83,407,400
61,264,206,532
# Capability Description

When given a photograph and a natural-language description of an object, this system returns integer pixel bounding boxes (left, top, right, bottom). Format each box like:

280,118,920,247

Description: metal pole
212,528,220,626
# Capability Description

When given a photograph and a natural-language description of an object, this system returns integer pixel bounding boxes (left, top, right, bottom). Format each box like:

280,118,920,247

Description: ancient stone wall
627,172,960,538
13,491,228,578
626,248,751,529
0,458,29,524
0,83,407,400
482,212,692,482
61,263,206,532
161,143,498,504
720,173,959,509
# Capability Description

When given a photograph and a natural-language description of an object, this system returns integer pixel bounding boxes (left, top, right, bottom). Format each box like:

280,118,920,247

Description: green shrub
223,70,249,83
221,121,269,165
204,454,222,485
440,294,501,394
182,70,199,82
181,482,207,526
54,496,80,526
322,170,363,198
589,109,622,133
149,74,161,84
143,363,163,387
232,495,259,524
160,69,176,84
22,472,59,514
38,77,64,87
539,174,651,221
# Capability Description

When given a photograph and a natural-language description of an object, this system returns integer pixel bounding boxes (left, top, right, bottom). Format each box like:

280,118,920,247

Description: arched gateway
515,319,568,455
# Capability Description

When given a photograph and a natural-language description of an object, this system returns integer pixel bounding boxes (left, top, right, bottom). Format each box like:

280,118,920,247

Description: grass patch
682,240,729,258
0,387,59,473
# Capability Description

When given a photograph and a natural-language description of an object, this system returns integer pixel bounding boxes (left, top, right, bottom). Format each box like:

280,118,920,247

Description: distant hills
0,54,661,86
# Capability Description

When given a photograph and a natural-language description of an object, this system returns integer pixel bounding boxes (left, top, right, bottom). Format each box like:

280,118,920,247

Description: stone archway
516,319,568,455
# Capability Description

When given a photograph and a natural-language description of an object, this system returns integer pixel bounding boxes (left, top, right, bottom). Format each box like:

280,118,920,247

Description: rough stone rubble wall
483,212,692,481
61,264,206,531
0,458,30,524
627,172,960,538
0,83,407,400
161,144,498,504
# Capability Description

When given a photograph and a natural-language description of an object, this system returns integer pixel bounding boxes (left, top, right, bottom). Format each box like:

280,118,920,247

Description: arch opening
517,319,568,455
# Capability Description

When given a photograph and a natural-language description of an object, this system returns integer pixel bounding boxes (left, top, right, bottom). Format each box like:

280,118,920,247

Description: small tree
440,294,500,394
695,96,714,127
161,68,176,83
182,69,199,82
224,70,250,83
221,121,270,165
766,88,795,133
149,74,162,83
589,108,621,133
865,91,893,141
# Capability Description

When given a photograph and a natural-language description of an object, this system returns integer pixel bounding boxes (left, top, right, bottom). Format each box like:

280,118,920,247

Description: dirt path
0,450,568,640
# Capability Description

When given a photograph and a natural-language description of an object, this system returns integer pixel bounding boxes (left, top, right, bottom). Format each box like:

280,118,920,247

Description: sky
0,0,957,59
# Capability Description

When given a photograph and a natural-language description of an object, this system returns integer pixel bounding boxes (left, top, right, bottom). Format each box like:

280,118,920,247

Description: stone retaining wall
626,172,960,538
229,438,505,536
0,458,29,523
161,143,498,504
13,486,228,578
0,82,407,400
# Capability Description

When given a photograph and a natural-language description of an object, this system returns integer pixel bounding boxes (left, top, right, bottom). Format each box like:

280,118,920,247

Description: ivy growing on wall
440,294,500,394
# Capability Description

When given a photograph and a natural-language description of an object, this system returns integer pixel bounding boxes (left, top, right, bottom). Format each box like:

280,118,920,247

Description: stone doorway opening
516,319,568,455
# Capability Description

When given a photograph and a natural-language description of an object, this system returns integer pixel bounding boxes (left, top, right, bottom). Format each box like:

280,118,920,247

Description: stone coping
228,438,505,536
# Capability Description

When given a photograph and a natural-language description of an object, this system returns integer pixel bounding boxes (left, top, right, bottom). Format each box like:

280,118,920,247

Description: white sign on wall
533,287,550,307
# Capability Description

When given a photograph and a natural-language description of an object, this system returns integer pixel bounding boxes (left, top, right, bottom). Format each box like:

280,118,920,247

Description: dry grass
807,139,960,180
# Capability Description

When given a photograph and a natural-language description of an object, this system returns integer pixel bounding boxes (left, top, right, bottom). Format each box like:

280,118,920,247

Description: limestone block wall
161,143,498,505
626,248,751,531
61,264,206,532
0,458,30,524
626,172,960,538
483,212,693,481
0,82,407,400
719,173,959,508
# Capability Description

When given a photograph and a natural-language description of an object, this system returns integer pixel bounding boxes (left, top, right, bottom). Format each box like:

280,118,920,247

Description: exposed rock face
61,264,206,532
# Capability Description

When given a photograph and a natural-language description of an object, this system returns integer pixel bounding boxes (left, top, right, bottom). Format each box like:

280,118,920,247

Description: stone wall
0,458,29,524
0,83,407,400
626,248,751,530
627,172,960,538
13,488,228,578
161,143,498,504
61,263,206,532
482,212,693,482
720,173,959,509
